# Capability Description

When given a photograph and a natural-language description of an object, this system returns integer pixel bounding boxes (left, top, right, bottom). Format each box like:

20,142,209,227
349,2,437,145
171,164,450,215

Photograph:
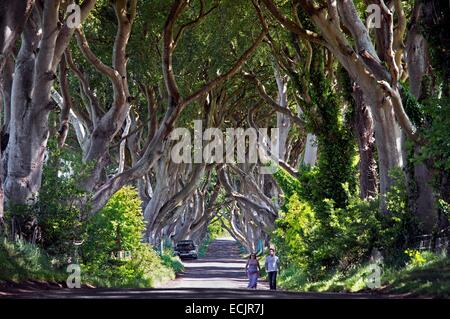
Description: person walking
245,253,260,289
265,248,280,290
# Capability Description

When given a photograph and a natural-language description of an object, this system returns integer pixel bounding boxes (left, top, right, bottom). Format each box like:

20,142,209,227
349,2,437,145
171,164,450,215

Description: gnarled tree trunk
352,85,378,199
3,0,96,206
404,1,439,232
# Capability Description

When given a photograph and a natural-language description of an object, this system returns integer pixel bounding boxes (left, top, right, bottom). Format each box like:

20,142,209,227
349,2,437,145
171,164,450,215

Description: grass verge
0,237,66,283
276,254,450,297
0,237,184,288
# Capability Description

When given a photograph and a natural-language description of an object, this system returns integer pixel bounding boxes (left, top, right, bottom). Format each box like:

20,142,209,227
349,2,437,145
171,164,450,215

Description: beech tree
258,0,442,231
1,0,448,255
1,0,96,208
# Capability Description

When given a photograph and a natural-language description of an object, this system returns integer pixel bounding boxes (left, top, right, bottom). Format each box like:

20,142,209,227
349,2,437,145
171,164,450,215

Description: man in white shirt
265,248,280,290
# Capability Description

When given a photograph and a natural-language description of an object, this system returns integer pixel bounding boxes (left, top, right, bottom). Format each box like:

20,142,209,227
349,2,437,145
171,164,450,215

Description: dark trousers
268,271,277,290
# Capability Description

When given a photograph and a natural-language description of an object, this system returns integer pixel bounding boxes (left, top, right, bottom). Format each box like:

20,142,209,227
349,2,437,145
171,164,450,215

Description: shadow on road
0,238,392,299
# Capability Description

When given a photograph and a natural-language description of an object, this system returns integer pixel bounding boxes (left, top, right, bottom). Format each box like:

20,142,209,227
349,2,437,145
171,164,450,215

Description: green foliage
2,169,181,288
277,254,450,297
274,167,302,202
4,138,92,259
35,139,94,258
273,166,417,280
274,192,380,279
81,186,176,287
82,243,176,288
414,97,450,171
382,255,450,298
400,84,426,127
400,81,450,171
303,63,357,209
381,168,420,259
194,219,231,258
160,252,185,273
0,237,65,282
277,264,368,293
404,249,427,267
208,217,230,240
83,186,144,262
403,248,443,269
197,234,213,258
437,199,450,223
418,1,449,90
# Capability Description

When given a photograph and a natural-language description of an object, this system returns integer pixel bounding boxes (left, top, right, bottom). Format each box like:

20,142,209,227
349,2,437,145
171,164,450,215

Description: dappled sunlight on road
161,238,270,290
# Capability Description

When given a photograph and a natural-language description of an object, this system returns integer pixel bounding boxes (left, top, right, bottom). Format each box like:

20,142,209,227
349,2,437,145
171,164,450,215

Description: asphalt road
0,238,393,299
161,237,270,290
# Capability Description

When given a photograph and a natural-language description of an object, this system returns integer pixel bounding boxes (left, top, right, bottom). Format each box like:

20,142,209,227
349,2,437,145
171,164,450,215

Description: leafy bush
81,186,176,287
160,252,185,273
2,168,181,287
437,199,450,223
273,166,418,280
4,138,91,260
274,192,381,279
414,97,450,171
404,249,427,267
83,186,144,263
404,249,443,269
36,139,92,257
376,168,420,262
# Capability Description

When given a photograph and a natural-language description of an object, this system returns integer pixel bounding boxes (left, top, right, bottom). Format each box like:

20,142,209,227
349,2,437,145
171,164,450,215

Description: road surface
160,237,269,290
0,238,393,298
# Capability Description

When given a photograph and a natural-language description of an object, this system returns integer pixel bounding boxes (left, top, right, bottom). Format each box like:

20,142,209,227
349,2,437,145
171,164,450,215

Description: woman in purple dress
245,253,260,289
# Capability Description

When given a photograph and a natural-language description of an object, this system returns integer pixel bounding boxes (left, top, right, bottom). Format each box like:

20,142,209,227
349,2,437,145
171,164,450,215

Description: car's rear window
177,243,194,250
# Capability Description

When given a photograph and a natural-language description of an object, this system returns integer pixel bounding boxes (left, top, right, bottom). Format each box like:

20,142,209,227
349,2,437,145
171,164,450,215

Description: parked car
174,240,198,259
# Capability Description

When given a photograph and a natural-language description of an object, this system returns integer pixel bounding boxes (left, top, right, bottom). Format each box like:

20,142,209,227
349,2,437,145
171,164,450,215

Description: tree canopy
0,0,449,294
